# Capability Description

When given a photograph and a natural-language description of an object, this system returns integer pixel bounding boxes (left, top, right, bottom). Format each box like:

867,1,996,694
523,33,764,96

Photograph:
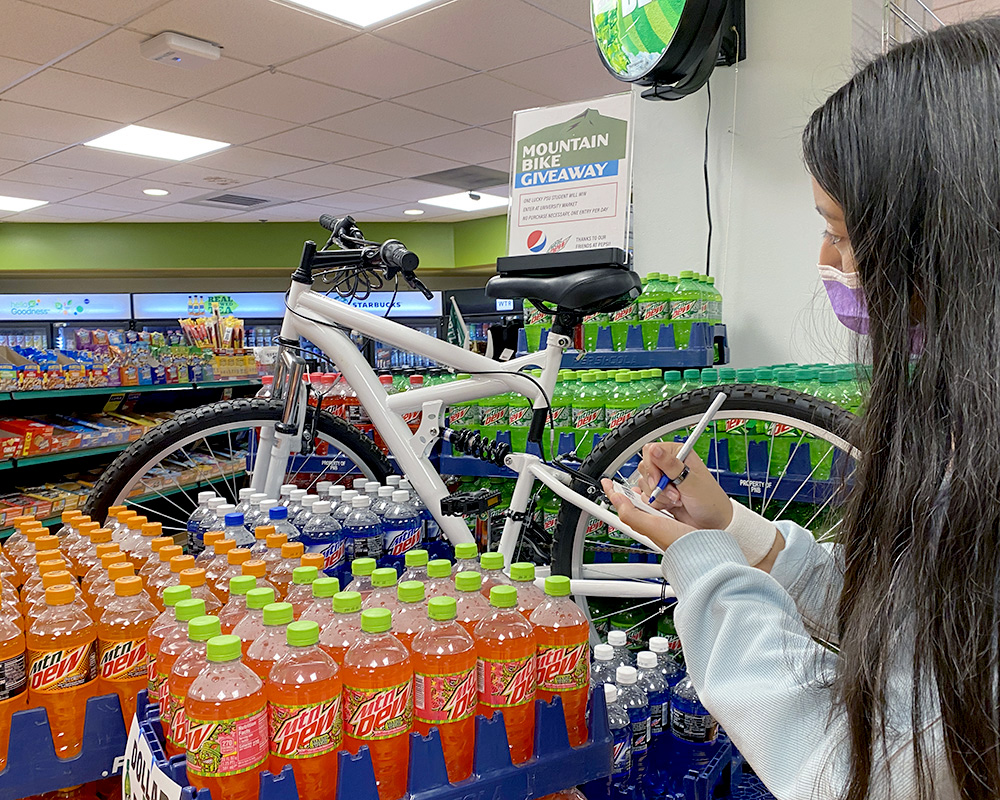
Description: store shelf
0,442,133,471
1,379,260,402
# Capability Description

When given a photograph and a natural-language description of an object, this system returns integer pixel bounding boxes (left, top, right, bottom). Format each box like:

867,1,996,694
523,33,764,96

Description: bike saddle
486,268,641,317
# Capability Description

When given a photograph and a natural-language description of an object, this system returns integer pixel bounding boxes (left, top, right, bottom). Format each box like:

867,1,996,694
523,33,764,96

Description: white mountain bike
86,215,858,641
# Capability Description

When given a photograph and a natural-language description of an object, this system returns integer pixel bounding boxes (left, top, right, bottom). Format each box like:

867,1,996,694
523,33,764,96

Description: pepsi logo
527,230,547,253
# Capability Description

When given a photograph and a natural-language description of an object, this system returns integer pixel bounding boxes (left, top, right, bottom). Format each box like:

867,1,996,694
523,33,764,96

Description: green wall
0,215,507,274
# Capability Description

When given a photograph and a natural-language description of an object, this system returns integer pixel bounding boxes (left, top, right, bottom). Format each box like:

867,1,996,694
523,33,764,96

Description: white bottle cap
197,491,216,504
400,478,412,491
313,501,332,514
330,485,345,498
259,500,278,512
301,495,319,508
238,488,255,500
341,490,359,503
391,490,409,503
217,503,236,516
604,683,618,703
387,475,401,487
637,651,657,669
207,497,225,510
280,483,296,496
607,630,627,647
616,666,637,685
290,489,307,501
378,486,394,498
250,492,267,506
648,636,670,654
316,481,333,494
365,481,380,494
353,478,368,490
352,496,370,508
594,644,614,662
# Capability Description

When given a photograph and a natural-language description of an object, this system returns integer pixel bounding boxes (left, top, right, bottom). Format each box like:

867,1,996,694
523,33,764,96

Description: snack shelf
1,379,261,402
0,443,133,471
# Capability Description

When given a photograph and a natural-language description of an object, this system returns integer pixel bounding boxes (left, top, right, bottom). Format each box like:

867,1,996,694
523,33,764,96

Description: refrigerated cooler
0,293,133,350
444,288,523,357
338,290,444,370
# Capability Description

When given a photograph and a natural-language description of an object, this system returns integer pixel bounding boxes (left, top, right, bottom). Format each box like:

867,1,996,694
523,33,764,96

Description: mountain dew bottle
700,368,719,386
724,369,759,473
670,271,705,349
449,373,479,429
607,373,641,431
706,276,723,323
477,390,509,431
661,370,683,400
523,301,549,352
572,372,606,430
680,369,702,393
637,273,672,351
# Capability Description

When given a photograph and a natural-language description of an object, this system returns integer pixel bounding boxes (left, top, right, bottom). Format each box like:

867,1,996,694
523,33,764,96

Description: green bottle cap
371,567,397,588
361,608,392,633
480,552,504,570
680,270,695,278
397,580,424,604
206,633,241,662
246,587,276,610
428,596,457,621
664,370,681,382
819,369,838,383
164,585,192,608
229,575,256,597
457,373,471,380
351,558,376,577
312,577,339,598
755,368,774,382
454,543,478,560
545,575,571,597
564,371,578,381
175,598,207,622
701,369,719,384
581,373,597,383
427,559,452,579
292,566,318,586
736,369,756,383
717,368,737,382
708,276,716,285
489,585,517,608
455,571,482,592
287,620,320,647
510,562,535,582
682,369,700,381
795,368,816,381
189,615,222,643
334,591,362,614
647,272,660,280
263,602,294,625
615,373,630,384
404,549,429,567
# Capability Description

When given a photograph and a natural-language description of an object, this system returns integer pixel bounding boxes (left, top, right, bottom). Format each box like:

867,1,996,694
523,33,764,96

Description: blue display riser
0,693,127,800
136,687,611,800
517,323,729,369
677,736,775,800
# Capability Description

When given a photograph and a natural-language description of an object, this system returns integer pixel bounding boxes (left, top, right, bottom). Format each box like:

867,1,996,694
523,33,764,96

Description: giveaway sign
508,93,634,257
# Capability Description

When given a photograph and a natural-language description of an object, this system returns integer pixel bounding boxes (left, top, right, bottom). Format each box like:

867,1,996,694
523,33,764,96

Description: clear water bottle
382,490,421,557
591,643,619,687
215,503,236,531
342,496,384,562
616,666,651,788
287,489,307,519
244,493,268,532
316,481,333,498
187,491,218,553
607,630,636,668
371,485,395,518
278,483,297,508
605,684,634,800
300,500,344,578
267,505,299,542
247,498,276,533
364,481,381,499
329,484,346,509
332,490,360,527
669,675,718,780
648,637,685,687
636,651,671,794
352,478,368,491
293,494,319,532
386,475,402,489
224,512,253,548
233,487,255,517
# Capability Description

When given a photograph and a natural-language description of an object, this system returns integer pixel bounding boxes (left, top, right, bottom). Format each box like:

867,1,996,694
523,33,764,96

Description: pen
648,391,727,504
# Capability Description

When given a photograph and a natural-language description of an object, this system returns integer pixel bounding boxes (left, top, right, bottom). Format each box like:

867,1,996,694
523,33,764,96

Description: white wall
631,0,862,366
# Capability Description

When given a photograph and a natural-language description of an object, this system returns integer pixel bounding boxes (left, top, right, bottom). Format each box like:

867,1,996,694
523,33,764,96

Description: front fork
251,344,309,499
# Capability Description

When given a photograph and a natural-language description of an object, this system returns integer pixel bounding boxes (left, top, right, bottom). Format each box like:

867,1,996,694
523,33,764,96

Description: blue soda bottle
381,490,422,557
669,675,719,787
267,505,300,542
605,683,636,800
341,496,384,563
299,500,344,578
636,651,671,795
224,512,253,548
616,666,650,794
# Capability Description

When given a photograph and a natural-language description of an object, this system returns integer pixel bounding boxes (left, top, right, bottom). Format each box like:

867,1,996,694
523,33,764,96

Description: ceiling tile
3,163,123,191
24,0,163,24
410,128,511,164
220,203,326,222
520,0,593,31
282,163,394,191
338,148,462,179
2,69,183,124
0,101,119,143
62,191,170,212
233,178,326,202
0,2,108,66
378,0,588,71
362,179,459,203
0,158,22,175
353,202,452,220
492,43,624,103
37,145,167,177
0,132,64,161
283,34,471,99
252,127,386,162
58,29,263,98
0,178,86,202
131,202,245,220
140,162,257,191
478,157,511,173
139,101,295,146
0,56,39,90
303,191,396,212
484,120,513,138
314,102,464,146
201,71,373,124
187,147,323,178
397,74,554,126
12,204,131,222
128,0,357,67
100,177,232,202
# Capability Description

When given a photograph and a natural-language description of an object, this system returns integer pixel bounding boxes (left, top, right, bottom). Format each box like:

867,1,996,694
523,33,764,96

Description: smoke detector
140,32,222,69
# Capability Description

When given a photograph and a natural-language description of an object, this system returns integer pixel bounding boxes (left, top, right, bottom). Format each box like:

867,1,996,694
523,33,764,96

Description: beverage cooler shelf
131,688,612,800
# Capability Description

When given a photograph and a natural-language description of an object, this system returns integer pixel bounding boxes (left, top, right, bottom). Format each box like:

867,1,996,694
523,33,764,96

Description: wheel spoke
199,436,236,500
772,444,836,520
760,427,809,517
588,597,664,622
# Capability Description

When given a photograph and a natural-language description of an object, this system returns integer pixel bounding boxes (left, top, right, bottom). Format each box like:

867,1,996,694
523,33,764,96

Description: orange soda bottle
267,620,341,796
0,610,27,769
178,568,222,615
119,516,148,556
150,555,195,609
145,545,183,595
83,551,126,605
345,557,376,600
300,577,340,630
163,614,220,759
218,575,256,635
260,532,288,576
392,581,431,651
193,530,224,569
318,591,362,665
127,523,164,573
139,537,175,587
424,559,457,600
109,509,137,543
529,575,590,748
90,562,136,620
97,576,158,721
146,585,193,703
232,587,275,657
212,548,252,604
284,566,319,620
185,633,268,800
473,585,536,764
204,539,236,588
362,568,401,613
478,552,512,598
4,515,38,561
56,511,86,549
271,542,304,599
243,601,293,681
63,521,97,575
27,584,100,756
342,608,413,800
27,570,85,619
249,525,274,559
23,561,71,615
152,598,205,718
240,559,277,595
73,529,115,580
510,562,546,619
0,543,17,588
454,572,491,636
411,596,477,783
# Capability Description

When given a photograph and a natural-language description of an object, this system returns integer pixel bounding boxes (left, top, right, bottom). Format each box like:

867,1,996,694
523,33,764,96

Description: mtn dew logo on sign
509,93,633,257
592,0,686,82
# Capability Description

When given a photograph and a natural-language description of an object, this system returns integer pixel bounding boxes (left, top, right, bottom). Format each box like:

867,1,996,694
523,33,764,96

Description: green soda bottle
610,607,647,651
606,373,640,431
637,272,673,351
669,271,705,349
700,368,719,386
607,282,639,352
572,373,606,457
723,368,759,474
657,609,685,666
680,369,702,393
755,366,774,386
449,373,479,430
639,369,661,407
507,375,534,452
523,301,548,352
839,367,863,413
707,276,723,323
717,367,737,384
477,390,509,433
793,368,820,396
815,369,841,405
662,370,683,399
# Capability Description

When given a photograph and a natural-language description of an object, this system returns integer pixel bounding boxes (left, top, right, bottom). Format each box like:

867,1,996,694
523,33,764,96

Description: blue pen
648,392,727,504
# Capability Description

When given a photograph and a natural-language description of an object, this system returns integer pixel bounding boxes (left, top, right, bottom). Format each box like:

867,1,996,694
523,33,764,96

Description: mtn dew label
608,303,637,323
525,302,548,327
766,422,799,438
479,396,509,428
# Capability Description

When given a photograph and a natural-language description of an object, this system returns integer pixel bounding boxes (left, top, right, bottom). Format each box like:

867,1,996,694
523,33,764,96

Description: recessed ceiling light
275,0,442,27
143,188,170,197
0,195,48,212
403,209,424,216
85,125,229,161
419,192,509,213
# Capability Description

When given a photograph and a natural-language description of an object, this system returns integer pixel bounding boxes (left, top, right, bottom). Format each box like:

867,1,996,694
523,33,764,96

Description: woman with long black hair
604,18,1000,800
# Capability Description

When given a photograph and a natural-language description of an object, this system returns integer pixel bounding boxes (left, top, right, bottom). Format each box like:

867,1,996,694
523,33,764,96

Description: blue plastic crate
136,685,612,800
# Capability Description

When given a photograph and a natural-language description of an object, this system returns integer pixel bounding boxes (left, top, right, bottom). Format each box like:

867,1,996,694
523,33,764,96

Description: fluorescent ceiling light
85,125,229,161
0,195,48,212
143,188,170,196
419,192,509,212
403,209,424,216
277,0,442,27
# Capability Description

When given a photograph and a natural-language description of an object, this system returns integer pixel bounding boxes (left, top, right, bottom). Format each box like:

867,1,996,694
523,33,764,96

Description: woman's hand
634,442,734,531
602,478,696,551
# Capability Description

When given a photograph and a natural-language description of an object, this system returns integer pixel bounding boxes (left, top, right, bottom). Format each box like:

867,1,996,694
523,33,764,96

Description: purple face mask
818,264,868,334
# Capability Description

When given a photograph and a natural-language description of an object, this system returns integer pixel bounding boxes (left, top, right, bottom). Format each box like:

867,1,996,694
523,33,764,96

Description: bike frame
250,278,669,600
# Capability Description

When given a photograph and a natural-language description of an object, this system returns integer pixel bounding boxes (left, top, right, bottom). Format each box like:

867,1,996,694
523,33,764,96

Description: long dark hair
802,18,1000,800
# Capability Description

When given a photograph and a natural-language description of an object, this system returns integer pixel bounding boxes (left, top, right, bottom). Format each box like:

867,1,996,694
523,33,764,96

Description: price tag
103,393,126,413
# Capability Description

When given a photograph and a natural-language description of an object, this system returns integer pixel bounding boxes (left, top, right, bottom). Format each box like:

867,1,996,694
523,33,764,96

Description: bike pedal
440,489,502,517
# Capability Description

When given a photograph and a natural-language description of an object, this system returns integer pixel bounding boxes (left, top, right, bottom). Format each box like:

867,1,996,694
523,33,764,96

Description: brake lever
404,273,434,300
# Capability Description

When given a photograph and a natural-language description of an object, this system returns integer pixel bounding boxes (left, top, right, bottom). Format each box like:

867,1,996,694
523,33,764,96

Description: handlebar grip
380,240,419,272
318,214,339,232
